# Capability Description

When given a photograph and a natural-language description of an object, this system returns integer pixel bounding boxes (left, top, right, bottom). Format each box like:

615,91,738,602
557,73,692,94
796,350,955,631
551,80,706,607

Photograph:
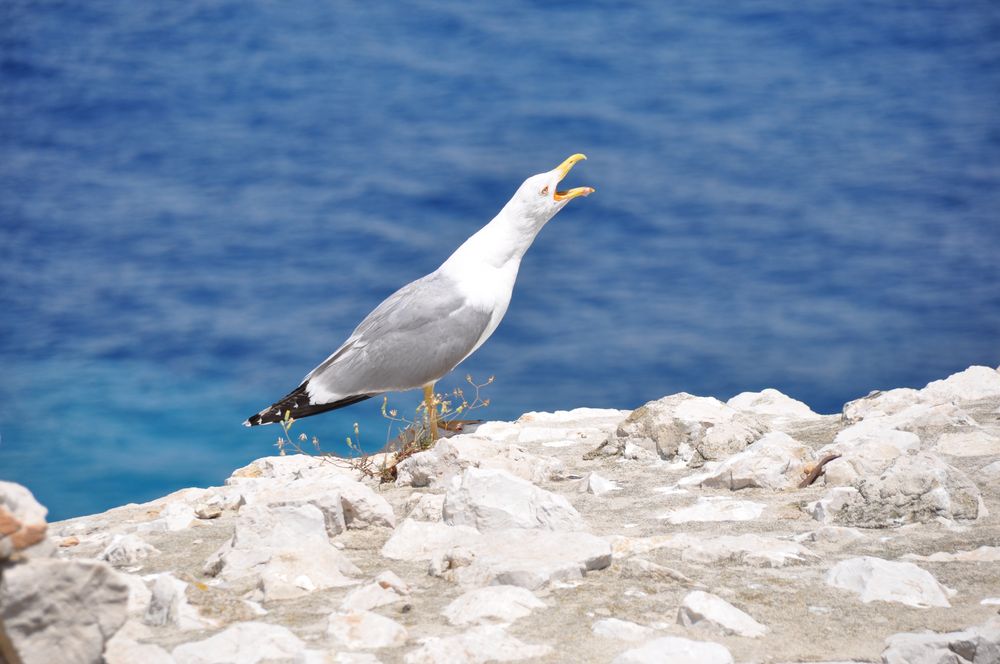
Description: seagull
245,154,594,437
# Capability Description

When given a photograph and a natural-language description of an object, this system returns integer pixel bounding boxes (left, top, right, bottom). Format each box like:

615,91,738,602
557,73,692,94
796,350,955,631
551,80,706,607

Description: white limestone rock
479,443,567,483
246,475,395,532
699,431,815,490
440,528,612,590
99,533,159,568
442,585,546,626
577,472,621,496
0,481,51,560
172,621,308,664
333,477,397,529
661,497,765,524
394,436,566,488
393,438,464,488
120,572,154,616
825,556,953,608
381,518,482,562
0,558,128,664
203,503,359,600
679,534,818,568
842,388,923,422
404,624,552,663
144,573,218,630
843,367,1000,425
612,393,768,464
103,621,174,664
612,636,734,664
882,618,1000,664
257,479,348,537
812,452,981,527
727,388,822,421
934,429,1000,457
808,487,861,524
922,365,1000,403
228,453,361,482
517,406,631,427
328,610,409,649
677,590,768,638
341,571,411,611
818,427,920,487
443,467,586,532
136,501,197,533
405,492,445,521
592,618,656,641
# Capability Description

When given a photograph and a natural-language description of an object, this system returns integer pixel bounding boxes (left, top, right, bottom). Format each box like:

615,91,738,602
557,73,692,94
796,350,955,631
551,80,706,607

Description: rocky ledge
3,365,1000,664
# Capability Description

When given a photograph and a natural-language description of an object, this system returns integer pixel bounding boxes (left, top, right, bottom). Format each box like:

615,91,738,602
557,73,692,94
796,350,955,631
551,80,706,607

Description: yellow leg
423,383,439,440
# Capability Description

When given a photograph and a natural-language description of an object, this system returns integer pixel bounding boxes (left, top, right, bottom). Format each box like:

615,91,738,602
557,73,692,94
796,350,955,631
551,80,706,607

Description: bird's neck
441,209,538,273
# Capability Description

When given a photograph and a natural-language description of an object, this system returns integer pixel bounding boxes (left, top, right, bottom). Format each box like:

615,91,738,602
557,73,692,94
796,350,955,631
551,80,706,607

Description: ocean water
2,1,998,520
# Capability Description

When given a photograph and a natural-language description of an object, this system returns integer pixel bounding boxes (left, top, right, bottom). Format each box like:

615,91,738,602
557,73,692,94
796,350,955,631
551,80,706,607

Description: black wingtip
244,383,375,427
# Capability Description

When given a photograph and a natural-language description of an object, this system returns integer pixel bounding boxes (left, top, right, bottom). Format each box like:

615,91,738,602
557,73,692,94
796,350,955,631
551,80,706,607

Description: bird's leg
423,383,439,440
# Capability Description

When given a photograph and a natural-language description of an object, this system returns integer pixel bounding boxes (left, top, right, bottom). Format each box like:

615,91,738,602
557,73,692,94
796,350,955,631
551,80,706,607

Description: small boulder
611,393,767,465
172,621,309,664
203,503,359,600
104,621,174,664
881,618,1000,664
1,558,128,664
442,585,546,626
442,528,612,590
818,427,920,487
341,571,411,612
405,493,445,521
380,518,482,562
577,472,620,496
144,573,218,631
592,618,656,641
677,591,768,638
727,388,822,421
825,556,953,608
328,610,409,650
699,431,815,490
814,452,981,527
99,534,159,568
443,467,586,532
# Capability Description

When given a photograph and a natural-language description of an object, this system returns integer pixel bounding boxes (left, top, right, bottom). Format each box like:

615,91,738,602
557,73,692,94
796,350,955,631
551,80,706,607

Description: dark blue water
2,1,999,520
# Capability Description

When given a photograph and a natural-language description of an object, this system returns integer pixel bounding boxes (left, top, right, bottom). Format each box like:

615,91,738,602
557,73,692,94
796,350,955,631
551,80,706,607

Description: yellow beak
553,153,595,201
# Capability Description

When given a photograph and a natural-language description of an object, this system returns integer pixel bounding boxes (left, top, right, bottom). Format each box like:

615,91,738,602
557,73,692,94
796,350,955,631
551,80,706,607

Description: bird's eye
540,186,549,196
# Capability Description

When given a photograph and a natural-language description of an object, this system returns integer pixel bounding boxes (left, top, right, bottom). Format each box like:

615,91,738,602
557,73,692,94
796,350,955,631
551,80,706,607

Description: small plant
272,374,493,483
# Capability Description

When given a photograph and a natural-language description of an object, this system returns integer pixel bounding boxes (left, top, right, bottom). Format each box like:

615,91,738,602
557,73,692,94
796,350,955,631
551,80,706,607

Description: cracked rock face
1,558,129,664
611,393,769,465
815,452,981,527
7,365,999,664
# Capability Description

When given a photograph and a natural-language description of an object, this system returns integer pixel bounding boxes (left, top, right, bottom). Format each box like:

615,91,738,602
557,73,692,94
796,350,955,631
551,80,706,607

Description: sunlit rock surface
3,365,998,663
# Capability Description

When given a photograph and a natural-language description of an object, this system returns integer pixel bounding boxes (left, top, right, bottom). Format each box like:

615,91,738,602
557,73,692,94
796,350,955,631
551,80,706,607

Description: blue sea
2,1,998,521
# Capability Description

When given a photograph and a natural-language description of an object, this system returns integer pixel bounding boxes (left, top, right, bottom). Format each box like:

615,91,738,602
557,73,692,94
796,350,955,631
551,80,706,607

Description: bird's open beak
553,153,595,201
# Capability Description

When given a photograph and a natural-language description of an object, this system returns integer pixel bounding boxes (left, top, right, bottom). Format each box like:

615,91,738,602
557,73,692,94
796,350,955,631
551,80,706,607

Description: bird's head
503,154,595,231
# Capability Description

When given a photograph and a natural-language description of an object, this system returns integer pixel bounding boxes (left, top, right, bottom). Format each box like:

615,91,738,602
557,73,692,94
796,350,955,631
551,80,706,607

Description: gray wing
304,271,491,400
